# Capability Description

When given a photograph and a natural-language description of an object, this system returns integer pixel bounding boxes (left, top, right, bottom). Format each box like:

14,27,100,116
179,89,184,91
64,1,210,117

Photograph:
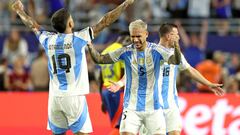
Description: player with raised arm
87,19,181,135
11,0,134,135
108,23,225,135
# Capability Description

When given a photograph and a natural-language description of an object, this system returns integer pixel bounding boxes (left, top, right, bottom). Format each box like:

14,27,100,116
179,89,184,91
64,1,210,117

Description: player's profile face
130,28,148,51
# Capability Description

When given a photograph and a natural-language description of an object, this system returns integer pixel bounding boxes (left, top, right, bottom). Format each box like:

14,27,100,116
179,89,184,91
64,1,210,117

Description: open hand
107,80,123,93
209,83,225,96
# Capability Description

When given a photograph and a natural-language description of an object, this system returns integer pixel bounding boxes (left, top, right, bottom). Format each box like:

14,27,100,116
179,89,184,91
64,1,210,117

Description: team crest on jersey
138,58,145,65
146,56,152,65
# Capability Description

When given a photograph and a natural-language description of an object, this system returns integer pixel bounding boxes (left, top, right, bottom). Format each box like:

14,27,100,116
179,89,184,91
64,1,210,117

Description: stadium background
0,0,240,135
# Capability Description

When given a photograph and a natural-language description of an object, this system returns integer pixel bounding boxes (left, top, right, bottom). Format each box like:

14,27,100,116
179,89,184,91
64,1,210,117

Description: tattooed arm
87,43,115,64
168,42,181,65
12,0,40,34
92,0,134,37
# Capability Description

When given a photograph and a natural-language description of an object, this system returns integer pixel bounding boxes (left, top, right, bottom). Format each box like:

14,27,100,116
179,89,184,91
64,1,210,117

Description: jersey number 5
52,54,71,74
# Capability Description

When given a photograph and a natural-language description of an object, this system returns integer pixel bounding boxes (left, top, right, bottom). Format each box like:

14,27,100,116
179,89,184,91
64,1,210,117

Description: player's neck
64,28,73,34
159,39,170,48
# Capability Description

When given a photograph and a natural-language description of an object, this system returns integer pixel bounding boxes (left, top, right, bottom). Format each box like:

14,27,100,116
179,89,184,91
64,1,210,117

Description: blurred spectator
225,76,240,94
130,0,152,21
216,20,230,36
232,0,240,17
2,28,29,66
195,51,224,93
30,0,48,23
150,0,170,19
177,20,208,67
168,0,188,18
30,49,49,91
4,55,32,91
0,0,11,33
227,53,239,75
212,0,232,18
187,0,211,18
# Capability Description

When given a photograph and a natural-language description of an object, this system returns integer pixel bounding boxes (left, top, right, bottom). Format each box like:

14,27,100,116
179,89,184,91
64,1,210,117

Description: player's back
100,42,124,88
36,27,93,96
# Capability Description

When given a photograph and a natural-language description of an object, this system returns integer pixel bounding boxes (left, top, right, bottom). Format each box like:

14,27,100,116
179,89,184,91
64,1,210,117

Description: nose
132,37,138,43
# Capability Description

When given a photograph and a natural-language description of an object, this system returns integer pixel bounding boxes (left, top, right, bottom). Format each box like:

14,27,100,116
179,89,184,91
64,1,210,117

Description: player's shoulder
147,42,158,48
39,30,56,36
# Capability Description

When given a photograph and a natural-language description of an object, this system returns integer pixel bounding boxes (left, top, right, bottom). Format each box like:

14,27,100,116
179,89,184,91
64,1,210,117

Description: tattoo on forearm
87,44,114,64
174,45,181,64
168,44,181,64
92,2,128,37
17,10,39,33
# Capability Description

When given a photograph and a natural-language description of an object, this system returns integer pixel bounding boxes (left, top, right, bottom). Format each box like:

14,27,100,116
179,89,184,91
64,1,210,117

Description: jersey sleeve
154,44,173,61
35,29,55,49
179,53,191,71
109,47,126,62
74,27,94,42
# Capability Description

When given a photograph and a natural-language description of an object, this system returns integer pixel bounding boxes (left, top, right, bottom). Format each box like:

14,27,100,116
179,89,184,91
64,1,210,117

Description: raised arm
92,0,134,37
168,42,181,65
87,42,115,64
183,67,225,96
11,0,40,34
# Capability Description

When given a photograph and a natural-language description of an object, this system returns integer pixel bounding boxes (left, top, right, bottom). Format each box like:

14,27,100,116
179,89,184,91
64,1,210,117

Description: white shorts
47,95,92,134
164,107,182,133
120,108,166,135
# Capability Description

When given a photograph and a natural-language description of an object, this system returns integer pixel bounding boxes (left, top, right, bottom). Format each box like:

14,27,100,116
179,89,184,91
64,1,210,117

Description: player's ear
145,31,149,37
69,21,73,28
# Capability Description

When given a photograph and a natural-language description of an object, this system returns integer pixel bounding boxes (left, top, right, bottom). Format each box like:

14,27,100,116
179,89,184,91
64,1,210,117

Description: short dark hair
51,8,70,33
159,23,177,37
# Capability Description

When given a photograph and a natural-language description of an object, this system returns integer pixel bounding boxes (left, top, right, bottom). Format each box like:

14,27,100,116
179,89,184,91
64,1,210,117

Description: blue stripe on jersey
48,119,68,134
55,35,68,90
72,36,87,81
136,51,147,111
120,51,132,108
162,65,170,109
40,31,50,49
152,50,162,110
70,98,88,133
173,66,179,107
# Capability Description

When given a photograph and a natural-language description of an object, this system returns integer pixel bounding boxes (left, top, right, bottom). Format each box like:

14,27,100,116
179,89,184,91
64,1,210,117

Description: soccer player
87,19,182,135
109,23,225,135
99,31,130,135
11,0,134,135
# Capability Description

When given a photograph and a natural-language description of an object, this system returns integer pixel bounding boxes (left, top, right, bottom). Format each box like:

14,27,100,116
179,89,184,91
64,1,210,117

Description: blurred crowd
0,0,240,94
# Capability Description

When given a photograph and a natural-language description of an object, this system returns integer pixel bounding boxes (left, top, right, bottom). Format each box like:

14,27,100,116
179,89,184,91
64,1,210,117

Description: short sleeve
179,53,191,71
109,47,126,62
35,29,54,47
74,27,94,42
154,44,173,61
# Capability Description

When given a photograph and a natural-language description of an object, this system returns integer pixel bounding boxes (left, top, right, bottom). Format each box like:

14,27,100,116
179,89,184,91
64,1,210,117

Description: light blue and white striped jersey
35,27,94,96
109,42,173,111
158,47,190,109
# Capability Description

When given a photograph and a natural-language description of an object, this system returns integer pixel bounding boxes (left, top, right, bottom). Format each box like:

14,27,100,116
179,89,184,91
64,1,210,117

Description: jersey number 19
52,54,71,74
